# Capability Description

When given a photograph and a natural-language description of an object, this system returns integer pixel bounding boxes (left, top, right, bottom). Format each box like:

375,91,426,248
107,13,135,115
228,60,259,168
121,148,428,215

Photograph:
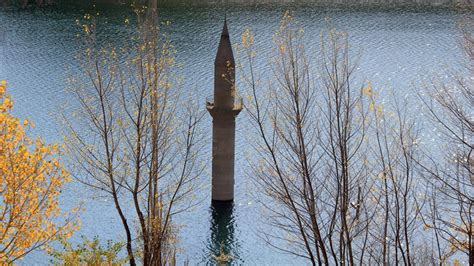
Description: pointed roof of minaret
215,17,235,66
221,16,229,36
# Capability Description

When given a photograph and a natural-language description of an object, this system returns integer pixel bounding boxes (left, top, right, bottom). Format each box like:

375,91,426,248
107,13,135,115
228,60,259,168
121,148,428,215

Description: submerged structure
207,19,242,202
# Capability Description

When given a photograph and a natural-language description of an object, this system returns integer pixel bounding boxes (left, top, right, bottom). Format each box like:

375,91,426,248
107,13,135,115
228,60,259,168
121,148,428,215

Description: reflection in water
203,201,241,265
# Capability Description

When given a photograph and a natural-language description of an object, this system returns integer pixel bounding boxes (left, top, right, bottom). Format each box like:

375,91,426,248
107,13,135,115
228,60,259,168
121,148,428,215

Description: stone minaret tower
207,19,242,202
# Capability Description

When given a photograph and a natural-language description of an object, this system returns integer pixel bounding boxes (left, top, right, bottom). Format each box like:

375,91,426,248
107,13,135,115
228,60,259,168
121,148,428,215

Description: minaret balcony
206,96,243,117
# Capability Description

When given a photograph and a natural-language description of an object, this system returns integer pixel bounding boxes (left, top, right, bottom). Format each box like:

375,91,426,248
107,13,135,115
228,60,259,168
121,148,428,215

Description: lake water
0,3,469,265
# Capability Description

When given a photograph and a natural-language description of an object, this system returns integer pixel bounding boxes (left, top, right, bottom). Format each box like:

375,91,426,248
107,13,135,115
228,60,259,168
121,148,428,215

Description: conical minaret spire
207,18,242,202
215,18,234,67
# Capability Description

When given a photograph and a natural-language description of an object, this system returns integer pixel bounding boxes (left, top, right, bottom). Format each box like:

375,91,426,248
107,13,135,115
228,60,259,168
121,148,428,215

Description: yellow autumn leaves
0,81,77,263
241,28,254,49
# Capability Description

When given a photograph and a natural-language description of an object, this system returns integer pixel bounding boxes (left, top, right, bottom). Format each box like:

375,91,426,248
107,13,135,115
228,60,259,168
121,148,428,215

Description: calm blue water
0,3,468,265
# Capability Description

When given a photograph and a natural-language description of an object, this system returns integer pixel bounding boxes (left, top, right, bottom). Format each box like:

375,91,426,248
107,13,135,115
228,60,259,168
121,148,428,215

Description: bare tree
241,12,374,265
367,89,425,265
419,18,473,265
242,13,327,264
240,11,459,266
64,4,204,265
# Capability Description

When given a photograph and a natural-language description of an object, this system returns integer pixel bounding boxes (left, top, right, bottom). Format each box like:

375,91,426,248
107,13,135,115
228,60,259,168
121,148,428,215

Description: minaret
207,19,242,202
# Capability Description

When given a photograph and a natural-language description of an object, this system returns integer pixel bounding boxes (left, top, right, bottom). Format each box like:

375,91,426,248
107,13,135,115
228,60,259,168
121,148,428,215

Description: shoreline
1,0,472,9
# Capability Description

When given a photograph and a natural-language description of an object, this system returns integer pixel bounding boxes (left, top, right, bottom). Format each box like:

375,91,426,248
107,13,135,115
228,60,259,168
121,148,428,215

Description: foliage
242,12,373,264
240,11,472,265
48,236,126,265
0,81,77,263
419,18,473,265
66,3,204,265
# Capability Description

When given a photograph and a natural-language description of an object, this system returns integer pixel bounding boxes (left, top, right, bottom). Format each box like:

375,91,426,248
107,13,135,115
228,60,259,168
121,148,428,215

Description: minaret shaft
211,116,237,201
